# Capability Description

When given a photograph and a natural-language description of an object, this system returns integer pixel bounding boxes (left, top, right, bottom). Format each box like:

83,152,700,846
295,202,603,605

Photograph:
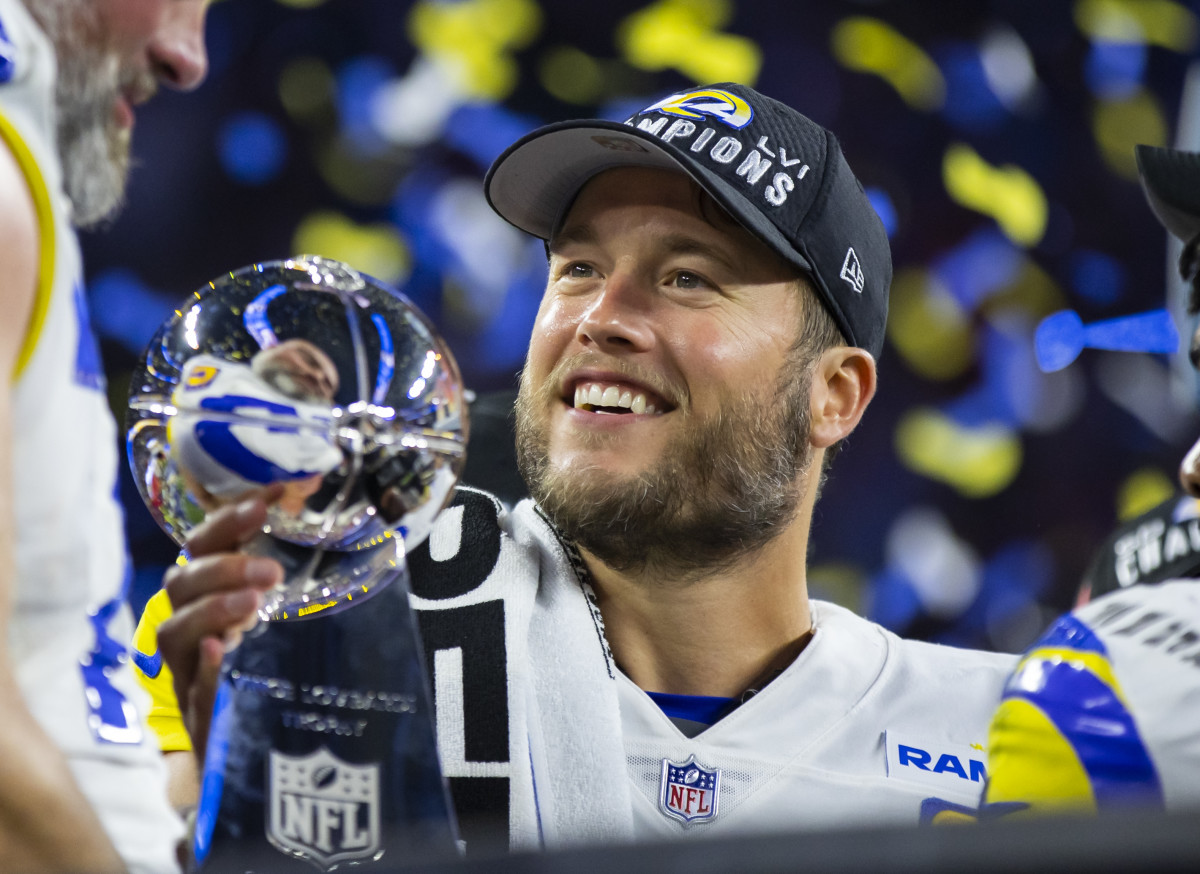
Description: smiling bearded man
155,82,1020,856
515,266,836,580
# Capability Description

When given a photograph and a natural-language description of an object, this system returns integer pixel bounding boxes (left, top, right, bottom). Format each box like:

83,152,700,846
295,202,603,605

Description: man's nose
575,272,656,353
150,1,210,92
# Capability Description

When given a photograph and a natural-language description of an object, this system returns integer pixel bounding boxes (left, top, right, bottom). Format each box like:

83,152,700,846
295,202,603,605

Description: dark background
92,0,1200,653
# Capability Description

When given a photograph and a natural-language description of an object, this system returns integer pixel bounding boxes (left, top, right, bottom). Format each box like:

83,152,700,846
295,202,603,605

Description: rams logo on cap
643,88,754,130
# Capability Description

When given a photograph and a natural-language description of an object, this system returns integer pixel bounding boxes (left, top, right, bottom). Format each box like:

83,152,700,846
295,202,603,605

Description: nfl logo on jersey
659,755,721,824
268,747,381,870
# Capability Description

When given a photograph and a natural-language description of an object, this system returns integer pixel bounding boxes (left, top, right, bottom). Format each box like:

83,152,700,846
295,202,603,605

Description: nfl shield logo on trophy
659,755,721,824
268,747,381,870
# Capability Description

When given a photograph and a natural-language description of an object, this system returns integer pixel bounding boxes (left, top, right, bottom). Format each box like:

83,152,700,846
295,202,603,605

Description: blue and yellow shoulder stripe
983,614,1163,817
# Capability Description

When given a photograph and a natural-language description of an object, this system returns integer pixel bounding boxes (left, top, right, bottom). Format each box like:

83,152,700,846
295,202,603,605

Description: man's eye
671,271,707,290
566,263,594,278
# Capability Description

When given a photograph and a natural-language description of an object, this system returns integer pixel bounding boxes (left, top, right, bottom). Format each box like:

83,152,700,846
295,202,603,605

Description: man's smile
570,380,662,415
558,368,677,419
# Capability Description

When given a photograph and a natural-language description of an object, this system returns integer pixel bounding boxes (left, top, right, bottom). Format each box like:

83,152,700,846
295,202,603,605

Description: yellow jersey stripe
985,697,1098,815
0,106,56,381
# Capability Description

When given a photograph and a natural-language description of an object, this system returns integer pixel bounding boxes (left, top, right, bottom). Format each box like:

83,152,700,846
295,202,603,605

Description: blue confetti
443,103,542,170
933,229,1022,309
866,186,898,237
1070,249,1125,306
936,41,1009,132
866,567,923,633
88,270,173,355
1035,308,1179,372
1085,40,1146,99
217,112,288,185
336,56,395,155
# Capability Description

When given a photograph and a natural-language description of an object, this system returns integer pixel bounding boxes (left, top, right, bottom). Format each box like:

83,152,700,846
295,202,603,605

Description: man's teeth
573,382,656,414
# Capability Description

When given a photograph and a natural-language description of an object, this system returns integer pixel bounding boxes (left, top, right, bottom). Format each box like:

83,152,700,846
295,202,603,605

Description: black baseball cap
484,82,892,359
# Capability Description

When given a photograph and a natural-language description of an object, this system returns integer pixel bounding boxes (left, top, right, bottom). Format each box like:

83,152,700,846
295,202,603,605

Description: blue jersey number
80,598,143,745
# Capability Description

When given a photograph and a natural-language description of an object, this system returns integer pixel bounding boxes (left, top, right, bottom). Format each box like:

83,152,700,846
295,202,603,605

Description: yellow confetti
1092,89,1167,180
278,57,334,123
539,47,604,105
1074,0,1197,51
831,16,945,111
896,409,1023,498
1116,467,1175,521
617,0,761,85
313,138,407,206
981,259,1065,322
943,143,1048,247
291,212,411,285
886,269,974,381
408,0,543,100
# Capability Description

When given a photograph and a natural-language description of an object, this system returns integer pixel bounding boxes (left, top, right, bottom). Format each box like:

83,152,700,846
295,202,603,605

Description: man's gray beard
515,357,814,582
23,0,129,228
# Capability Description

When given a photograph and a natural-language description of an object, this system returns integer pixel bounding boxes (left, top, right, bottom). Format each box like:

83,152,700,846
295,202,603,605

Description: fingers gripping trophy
127,256,468,871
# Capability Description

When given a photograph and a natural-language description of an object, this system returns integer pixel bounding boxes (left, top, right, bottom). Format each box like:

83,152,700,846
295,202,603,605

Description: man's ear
808,346,877,448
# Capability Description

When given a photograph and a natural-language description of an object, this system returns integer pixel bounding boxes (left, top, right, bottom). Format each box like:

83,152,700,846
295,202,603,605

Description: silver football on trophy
127,256,468,620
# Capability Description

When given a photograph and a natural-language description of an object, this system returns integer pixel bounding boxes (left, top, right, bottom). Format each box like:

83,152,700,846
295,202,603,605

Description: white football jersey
134,490,1015,852
0,1,182,870
620,600,1015,836
985,579,1200,815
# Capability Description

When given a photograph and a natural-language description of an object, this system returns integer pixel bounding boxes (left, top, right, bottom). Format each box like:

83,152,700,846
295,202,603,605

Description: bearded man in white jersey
157,84,1016,853
0,1,215,871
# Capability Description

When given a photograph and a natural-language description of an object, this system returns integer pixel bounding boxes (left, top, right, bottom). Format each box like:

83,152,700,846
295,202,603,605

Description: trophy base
193,566,459,872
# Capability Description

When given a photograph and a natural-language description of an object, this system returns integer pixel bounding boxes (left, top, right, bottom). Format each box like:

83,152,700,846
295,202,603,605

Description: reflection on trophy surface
126,256,465,870
171,338,342,516
128,254,469,621
255,337,341,404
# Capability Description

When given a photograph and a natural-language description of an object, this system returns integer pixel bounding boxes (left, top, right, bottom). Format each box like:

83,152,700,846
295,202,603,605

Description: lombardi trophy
127,256,467,871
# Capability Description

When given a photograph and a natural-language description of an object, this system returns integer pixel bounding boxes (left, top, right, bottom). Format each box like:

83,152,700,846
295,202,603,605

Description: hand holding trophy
127,256,468,871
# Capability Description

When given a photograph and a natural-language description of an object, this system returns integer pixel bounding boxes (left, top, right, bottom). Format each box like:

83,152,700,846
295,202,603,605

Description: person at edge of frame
982,145,1200,820
0,1,212,872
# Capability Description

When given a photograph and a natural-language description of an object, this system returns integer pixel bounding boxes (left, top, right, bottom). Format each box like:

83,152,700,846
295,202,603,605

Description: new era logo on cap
841,248,865,293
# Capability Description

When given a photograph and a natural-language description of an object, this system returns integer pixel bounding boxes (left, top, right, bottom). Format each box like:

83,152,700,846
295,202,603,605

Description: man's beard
24,0,145,228
515,353,815,582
